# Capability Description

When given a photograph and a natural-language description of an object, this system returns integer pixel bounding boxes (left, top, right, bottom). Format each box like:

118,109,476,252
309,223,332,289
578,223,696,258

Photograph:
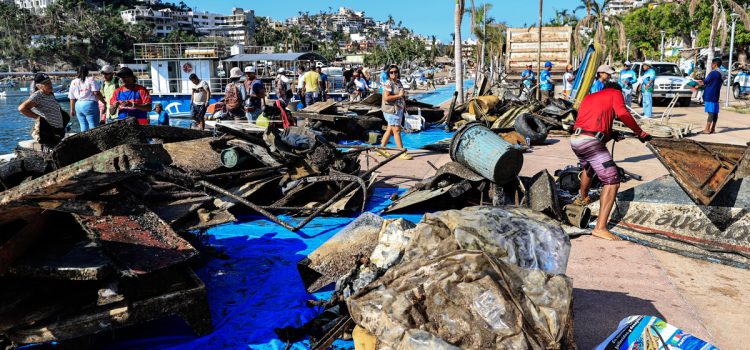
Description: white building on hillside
605,0,652,15
13,0,55,13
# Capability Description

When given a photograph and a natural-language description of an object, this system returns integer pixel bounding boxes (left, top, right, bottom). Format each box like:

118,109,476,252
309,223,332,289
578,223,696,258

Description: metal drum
450,122,523,184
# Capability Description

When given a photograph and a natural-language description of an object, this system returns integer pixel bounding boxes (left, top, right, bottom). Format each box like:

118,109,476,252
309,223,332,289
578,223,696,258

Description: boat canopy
223,52,327,63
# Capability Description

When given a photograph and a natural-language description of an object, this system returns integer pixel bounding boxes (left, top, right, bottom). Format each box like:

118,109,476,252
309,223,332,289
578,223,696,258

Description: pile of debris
279,206,576,350
294,94,445,143
0,117,401,348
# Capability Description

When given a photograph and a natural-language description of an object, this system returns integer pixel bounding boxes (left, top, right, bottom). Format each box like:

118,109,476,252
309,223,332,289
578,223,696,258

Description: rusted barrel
450,122,523,184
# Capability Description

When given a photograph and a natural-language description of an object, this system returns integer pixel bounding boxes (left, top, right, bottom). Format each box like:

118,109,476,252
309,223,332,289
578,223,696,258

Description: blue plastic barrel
450,122,524,184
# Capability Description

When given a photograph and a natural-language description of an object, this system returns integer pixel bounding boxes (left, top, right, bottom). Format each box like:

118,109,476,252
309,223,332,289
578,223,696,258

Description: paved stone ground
368,94,750,349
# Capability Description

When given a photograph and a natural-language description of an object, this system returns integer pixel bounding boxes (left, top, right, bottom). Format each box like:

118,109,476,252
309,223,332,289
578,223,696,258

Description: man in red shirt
571,77,651,240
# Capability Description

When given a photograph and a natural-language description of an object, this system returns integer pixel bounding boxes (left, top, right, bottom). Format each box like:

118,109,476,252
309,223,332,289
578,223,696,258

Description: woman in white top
68,66,105,131
562,64,575,99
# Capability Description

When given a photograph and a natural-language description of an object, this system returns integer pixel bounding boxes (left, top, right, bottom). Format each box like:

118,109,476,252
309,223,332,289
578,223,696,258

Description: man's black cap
34,73,51,84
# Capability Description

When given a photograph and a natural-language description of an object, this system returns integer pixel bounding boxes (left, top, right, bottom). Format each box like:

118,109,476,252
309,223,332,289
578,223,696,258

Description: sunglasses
389,71,399,74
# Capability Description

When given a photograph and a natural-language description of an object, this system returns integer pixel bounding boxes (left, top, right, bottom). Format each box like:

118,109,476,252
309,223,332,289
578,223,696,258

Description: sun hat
596,64,616,75
230,67,243,78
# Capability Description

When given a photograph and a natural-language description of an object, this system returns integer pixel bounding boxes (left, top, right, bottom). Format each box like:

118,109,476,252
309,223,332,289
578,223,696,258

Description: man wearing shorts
571,82,651,240
189,74,210,130
698,58,723,134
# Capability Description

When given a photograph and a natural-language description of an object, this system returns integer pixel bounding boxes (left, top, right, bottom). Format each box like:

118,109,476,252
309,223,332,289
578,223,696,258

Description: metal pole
481,3,486,72
536,0,542,100
726,14,738,107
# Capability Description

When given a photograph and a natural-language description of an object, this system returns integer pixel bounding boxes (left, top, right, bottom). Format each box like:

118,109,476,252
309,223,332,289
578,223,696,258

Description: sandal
376,149,392,158
399,153,413,160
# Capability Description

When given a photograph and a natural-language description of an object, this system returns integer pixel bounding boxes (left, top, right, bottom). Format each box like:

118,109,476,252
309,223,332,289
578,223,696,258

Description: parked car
732,69,750,99
631,62,693,107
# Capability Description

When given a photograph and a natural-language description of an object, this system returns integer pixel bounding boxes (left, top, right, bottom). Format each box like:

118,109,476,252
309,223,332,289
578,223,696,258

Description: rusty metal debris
647,138,749,205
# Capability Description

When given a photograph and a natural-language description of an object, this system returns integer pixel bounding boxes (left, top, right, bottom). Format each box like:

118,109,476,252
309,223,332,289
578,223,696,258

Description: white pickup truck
631,62,693,107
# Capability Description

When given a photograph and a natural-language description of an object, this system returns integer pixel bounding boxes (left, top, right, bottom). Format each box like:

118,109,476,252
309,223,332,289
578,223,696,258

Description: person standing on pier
109,67,152,125
316,65,328,102
275,68,292,105
189,73,210,130
223,67,247,120
244,65,265,122
69,66,105,131
18,73,67,147
379,65,412,160
539,61,554,104
302,65,321,106
99,65,120,124
697,58,723,134
640,62,656,118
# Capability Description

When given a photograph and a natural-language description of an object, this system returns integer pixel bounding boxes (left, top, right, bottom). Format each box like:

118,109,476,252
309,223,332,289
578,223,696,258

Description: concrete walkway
371,101,750,349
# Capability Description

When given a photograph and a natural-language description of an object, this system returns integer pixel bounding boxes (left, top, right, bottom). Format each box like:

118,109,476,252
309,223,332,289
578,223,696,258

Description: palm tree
455,0,465,104
574,0,625,61
575,0,594,17
689,0,750,64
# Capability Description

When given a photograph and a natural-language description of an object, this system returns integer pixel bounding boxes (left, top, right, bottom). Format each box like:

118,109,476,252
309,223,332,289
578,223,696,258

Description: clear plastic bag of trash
401,206,571,275
347,250,575,350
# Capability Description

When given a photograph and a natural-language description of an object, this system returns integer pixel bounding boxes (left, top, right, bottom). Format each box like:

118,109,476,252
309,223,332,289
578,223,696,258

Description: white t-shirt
354,77,368,90
563,72,574,91
297,72,306,89
191,80,210,105
68,77,99,101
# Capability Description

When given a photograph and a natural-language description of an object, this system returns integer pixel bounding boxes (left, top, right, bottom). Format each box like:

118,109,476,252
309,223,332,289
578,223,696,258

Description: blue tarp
411,80,474,106
94,82,470,350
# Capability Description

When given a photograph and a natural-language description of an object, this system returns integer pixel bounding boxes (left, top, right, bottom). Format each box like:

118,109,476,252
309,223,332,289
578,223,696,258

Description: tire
734,84,741,100
514,113,548,145
679,97,691,107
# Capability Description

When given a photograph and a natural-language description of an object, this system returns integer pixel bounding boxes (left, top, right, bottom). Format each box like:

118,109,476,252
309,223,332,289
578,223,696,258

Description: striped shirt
29,91,64,129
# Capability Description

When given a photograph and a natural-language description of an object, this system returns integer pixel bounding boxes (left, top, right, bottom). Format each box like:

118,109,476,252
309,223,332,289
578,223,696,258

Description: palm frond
689,0,702,16
726,0,750,28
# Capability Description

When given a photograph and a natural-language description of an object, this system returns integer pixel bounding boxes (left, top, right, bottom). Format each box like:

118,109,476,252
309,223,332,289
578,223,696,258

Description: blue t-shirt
320,73,328,91
540,70,553,91
157,110,169,125
521,69,536,82
249,80,264,109
642,68,656,93
619,69,636,90
590,80,604,94
703,70,723,103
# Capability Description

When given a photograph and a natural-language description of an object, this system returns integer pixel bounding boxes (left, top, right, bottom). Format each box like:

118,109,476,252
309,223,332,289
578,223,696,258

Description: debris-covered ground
1,85,749,349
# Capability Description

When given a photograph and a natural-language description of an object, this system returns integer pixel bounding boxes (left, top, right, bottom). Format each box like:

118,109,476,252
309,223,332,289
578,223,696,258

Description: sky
183,0,582,42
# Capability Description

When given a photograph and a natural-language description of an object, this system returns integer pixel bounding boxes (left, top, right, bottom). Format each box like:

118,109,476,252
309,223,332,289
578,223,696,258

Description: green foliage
364,37,427,67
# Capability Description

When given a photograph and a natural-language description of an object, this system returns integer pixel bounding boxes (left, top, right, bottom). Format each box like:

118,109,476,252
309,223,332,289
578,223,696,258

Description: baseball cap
101,65,115,74
544,61,553,68
624,61,631,66
596,64,616,75
116,67,135,78
526,63,533,67
34,73,51,85
230,67,243,78
244,66,256,73
278,68,285,73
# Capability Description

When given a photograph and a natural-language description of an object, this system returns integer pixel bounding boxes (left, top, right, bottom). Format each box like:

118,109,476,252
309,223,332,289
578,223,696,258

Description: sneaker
399,153,413,160
376,149,392,158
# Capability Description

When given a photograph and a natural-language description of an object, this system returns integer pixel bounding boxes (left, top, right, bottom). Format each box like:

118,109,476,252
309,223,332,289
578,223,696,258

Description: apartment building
120,6,255,45
13,0,55,13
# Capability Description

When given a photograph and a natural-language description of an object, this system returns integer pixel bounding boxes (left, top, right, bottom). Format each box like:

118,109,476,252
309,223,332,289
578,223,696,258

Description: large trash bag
347,250,575,350
400,206,571,275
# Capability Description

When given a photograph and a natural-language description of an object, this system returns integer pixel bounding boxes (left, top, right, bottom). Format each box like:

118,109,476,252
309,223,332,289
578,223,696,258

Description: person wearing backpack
223,67,247,120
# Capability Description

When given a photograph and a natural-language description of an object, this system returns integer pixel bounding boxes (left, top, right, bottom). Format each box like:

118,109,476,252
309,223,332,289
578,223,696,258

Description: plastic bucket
450,122,523,184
